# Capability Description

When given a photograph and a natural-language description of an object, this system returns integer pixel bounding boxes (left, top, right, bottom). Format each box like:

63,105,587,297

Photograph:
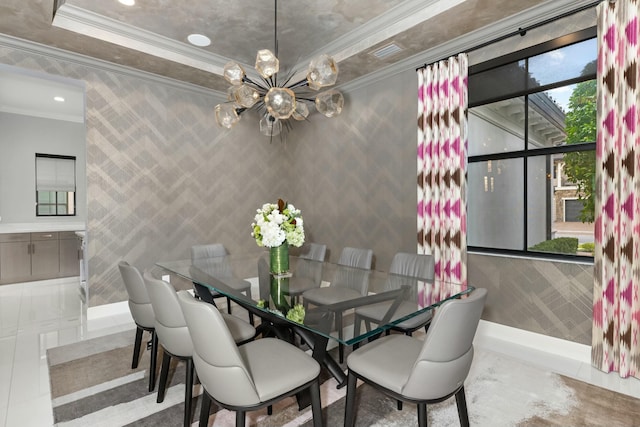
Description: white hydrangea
251,199,305,248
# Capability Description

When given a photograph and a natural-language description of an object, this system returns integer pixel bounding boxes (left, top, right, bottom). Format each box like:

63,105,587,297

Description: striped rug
48,329,640,426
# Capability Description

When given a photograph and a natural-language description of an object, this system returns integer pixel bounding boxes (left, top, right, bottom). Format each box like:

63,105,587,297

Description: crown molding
52,3,237,76
0,106,85,124
0,34,226,100
288,0,464,83
341,0,598,93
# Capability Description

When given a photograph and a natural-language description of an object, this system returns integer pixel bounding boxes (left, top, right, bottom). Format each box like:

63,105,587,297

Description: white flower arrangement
251,199,305,248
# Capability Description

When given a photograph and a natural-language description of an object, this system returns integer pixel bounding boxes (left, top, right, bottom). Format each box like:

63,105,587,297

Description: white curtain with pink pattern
417,54,468,299
591,0,640,379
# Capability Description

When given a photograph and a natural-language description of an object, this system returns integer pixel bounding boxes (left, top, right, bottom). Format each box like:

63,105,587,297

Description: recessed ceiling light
54,96,65,102
187,34,211,47
118,0,135,6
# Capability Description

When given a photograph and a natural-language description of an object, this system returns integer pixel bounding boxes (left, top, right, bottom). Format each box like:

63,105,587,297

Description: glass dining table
157,252,472,391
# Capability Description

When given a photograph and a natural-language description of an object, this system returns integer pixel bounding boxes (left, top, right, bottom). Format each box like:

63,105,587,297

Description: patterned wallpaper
0,35,594,344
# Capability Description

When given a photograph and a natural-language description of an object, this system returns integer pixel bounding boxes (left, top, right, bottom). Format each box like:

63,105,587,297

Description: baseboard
87,300,130,320
475,320,592,365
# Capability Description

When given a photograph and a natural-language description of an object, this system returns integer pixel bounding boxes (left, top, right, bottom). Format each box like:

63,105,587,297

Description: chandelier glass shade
213,1,344,138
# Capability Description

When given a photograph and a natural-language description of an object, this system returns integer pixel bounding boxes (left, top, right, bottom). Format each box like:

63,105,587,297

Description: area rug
47,329,640,426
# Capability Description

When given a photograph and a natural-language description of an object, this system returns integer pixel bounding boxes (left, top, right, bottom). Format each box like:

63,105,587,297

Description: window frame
35,153,77,217
467,27,597,261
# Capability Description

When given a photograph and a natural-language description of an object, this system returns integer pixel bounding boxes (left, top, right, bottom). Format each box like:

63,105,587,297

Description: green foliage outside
562,74,596,223
529,237,579,254
578,242,595,253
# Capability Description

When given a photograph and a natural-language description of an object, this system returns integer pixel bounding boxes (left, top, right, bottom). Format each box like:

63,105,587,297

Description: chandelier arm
286,78,310,90
242,76,269,92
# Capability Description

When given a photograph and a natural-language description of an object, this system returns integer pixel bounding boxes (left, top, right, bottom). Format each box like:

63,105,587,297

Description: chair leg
149,331,158,392
184,358,194,427
157,352,171,403
336,313,344,363
267,405,272,415
344,370,358,427
417,403,427,427
132,327,143,369
226,297,232,314
397,400,403,410
353,314,362,337
455,386,470,427
199,392,211,427
236,410,246,427
310,379,323,427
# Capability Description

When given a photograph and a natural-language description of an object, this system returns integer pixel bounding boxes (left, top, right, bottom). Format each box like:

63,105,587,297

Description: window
35,153,76,216
467,28,596,258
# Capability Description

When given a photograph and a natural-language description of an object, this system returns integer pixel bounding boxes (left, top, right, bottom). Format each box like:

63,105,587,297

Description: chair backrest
257,255,271,301
389,253,434,279
402,288,488,399
299,243,326,262
177,290,261,406
294,243,326,287
386,253,435,297
190,243,233,279
143,272,193,357
118,261,155,328
190,243,227,261
338,247,373,269
332,247,373,294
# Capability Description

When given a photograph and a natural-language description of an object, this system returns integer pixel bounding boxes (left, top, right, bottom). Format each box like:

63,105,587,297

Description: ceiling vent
371,43,403,59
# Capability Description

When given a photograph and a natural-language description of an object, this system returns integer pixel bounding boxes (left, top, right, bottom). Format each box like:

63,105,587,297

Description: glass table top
157,252,472,345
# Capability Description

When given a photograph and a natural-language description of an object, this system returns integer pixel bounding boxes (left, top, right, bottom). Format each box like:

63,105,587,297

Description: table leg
294,327,346,387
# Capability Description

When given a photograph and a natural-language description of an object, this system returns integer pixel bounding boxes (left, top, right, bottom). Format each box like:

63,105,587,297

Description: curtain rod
416,0,603,70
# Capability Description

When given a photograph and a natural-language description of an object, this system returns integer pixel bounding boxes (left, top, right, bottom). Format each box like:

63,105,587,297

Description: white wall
0,112,86,223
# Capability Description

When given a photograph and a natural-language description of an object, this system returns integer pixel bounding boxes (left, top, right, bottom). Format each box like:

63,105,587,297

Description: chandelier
213,0,344,139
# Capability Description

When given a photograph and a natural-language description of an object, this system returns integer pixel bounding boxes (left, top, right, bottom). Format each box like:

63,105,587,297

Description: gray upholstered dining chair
118,260,158,392
190,243,253,320
344,287,488,427
302,246,373,362
143,272,255,427
177,290,323,427
284,243,326,304
353,252,435,343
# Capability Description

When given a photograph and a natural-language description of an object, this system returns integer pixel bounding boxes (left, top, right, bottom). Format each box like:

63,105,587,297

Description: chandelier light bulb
292,102,309,121
264,87,296,119
214,103,240,129
315,89,344,118
223,62,245,85
307,54,339,90
260,115,282,136
255,49,279,78
234,84,261,108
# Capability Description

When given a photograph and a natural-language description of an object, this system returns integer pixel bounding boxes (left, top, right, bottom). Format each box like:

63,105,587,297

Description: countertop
0,222,86,234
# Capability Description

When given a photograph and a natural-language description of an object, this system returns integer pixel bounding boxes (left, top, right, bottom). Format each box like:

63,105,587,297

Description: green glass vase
269,243,290,274
269,243,290,313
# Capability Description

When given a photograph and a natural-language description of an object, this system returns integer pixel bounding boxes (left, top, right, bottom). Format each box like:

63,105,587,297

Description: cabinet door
31,233,60,279
0,240,31,284
59,233,81,277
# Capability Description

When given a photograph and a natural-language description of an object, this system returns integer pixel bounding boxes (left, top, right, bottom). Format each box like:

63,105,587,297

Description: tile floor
1,277,639,427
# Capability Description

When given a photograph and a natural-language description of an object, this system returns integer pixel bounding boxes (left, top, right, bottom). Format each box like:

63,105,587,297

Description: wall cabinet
0,231,82,284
